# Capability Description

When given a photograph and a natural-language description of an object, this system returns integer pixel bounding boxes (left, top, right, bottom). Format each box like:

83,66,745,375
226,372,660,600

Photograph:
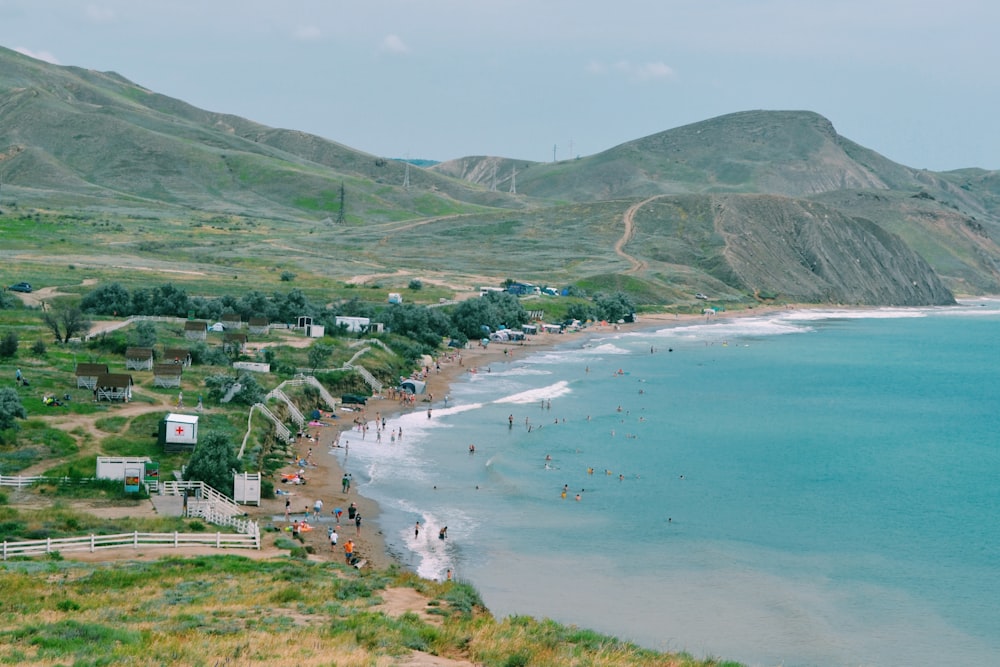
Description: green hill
4,45,1000,304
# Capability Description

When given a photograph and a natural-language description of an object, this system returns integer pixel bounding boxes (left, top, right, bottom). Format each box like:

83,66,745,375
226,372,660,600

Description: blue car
8,282,32,293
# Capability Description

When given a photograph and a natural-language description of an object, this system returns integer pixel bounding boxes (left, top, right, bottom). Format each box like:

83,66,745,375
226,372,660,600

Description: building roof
165,413,199,425
153,364,183,376
184,320,208,331
96,373,133,387
75,363,109,376
125,347,154,359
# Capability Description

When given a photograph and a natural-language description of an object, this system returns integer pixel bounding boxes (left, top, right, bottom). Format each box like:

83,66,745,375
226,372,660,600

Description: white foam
493,380,572,404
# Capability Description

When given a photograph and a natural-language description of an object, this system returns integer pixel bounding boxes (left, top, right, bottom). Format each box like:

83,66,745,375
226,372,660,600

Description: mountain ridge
3,45,1000,305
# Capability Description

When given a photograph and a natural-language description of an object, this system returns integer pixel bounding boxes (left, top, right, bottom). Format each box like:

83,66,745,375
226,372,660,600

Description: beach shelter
400,379,426,395
160,413,199,452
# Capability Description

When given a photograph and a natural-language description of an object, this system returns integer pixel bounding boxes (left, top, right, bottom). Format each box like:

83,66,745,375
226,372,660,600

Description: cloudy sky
1,0,997,170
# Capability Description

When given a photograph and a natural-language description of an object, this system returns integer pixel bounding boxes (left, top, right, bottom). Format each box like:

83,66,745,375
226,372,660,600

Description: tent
400,379,426,395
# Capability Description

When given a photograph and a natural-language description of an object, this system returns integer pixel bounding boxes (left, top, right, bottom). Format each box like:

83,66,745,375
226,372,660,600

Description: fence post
216,533,221,548
46,537,51,554
174,531,179,547
2,541,6,560
134,531,139,548
91,534,96,552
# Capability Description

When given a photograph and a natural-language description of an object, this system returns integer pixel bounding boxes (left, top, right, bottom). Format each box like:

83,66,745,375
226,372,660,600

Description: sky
1,0,998,170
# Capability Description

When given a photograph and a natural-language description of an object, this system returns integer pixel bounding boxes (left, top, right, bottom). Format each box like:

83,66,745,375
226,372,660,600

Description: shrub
0,331,18,358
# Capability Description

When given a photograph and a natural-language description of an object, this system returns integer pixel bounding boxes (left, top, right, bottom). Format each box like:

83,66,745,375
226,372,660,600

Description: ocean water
334,302,1000,667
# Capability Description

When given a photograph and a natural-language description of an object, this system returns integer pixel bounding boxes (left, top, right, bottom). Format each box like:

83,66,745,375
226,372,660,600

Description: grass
0,555,744,666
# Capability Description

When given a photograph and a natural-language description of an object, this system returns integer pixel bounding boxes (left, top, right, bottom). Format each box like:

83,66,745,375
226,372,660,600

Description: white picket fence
159,480,253,533
0,477,261,557
2,530,259,560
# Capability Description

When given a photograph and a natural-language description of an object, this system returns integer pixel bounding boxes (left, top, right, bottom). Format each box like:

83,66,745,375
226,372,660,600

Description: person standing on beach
284,497,291,521
415,521,420,538
313,498,323,515
355,512,363,535
329,527,338,552
342,473,350,494
343,539,354,564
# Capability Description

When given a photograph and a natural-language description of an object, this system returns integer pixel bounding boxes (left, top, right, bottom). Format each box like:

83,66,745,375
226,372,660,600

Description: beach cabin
163,348,192,368
184,320,208,341
233,472,262,506
400,378,426,395
223,332,248,354
125,347,154,371
521,324,538,335
296,315,325,338
248,317,270,335
541,323,563,334
96,456,152,481
95,373,133,402
221,313,244,330
336,315,370,333
160,413,199,453
75,363,109,389
152,363,183,388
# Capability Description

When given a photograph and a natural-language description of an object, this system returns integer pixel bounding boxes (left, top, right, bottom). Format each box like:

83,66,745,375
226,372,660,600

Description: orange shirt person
344,539,355,564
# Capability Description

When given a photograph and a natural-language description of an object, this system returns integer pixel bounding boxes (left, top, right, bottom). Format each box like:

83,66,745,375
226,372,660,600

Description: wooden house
162,347,192,367
152,363,183,388
124,347,154,371
94,373,133,402
75,363,109,389
184,320,207,341
221,313,244,330
248,317,270,335
223,332,248,354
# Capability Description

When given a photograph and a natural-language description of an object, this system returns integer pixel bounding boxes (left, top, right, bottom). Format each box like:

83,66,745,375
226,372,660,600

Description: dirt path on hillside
9,278,98,309
14,398,174,478
617,195,666,274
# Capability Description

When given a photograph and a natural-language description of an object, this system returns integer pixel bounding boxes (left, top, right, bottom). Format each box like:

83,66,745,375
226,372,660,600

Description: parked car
8,282,32,293
341,394,368,405
695,293,708,300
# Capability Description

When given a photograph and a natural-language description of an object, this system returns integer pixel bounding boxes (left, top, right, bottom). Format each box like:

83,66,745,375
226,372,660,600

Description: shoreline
260,304,793,570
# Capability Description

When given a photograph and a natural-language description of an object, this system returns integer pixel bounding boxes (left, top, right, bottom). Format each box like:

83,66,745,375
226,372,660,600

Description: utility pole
336,181,346,224
509,166,517,194
553,144,557,162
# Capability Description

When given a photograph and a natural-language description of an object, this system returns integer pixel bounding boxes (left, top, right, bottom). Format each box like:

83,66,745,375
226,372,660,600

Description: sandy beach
259,306,784,570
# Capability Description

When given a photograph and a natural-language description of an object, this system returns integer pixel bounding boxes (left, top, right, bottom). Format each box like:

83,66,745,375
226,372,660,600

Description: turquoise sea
335,301,1000,667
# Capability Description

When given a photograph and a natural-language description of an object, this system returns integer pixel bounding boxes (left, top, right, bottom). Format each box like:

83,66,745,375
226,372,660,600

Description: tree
566,302,594,323
41,307,91,343
128,321,157,348
594,292,636,322
0,388,27,432
0,331,17,358
183,431,241,496
449,291,528,340
80,282,132,316
307,343,333,371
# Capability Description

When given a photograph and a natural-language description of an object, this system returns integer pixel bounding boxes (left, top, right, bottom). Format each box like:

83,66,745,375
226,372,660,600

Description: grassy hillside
0,553,739,667
4,45,1000,303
